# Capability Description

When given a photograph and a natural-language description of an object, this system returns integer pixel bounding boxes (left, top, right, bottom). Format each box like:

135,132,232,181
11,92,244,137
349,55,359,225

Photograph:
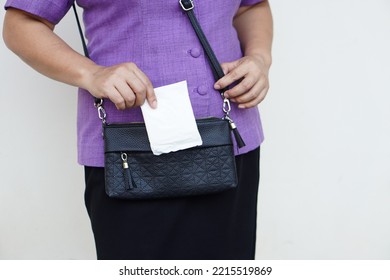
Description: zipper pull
222,97,246,148
224,115,246,148
121,152,129,169
228,119,246,148
121,153,136,190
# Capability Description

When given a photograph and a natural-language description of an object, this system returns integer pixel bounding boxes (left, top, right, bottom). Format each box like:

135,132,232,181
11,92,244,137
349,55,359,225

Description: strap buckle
179,0,194,11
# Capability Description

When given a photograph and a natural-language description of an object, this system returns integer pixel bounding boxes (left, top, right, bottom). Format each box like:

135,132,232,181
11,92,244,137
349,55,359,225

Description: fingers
132,69,157,109
215,59,245,90
214,56,270,108
235,84,268,109
124,72,146,107
225,74,258,99
229,73,269,105
87,62,156,110
220,60,239,76
108,87,128,110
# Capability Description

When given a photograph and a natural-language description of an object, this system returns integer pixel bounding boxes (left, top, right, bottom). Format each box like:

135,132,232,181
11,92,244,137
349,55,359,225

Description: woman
3,0,273,259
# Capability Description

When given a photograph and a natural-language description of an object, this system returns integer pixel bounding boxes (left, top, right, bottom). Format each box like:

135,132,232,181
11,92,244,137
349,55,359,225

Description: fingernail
224,92,229,98
238,104,245,109
214,84,221,90
151,100,157,109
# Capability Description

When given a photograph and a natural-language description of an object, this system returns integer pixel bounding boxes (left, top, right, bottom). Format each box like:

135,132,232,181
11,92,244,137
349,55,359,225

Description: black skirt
84,147,260,260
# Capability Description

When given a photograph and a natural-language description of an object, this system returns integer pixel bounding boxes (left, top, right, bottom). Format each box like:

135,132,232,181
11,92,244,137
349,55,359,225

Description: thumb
146,88,158,109
132,67,157,109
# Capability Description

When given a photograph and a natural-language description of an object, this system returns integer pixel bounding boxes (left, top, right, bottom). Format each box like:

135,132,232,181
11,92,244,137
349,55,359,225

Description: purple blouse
5,0,265,167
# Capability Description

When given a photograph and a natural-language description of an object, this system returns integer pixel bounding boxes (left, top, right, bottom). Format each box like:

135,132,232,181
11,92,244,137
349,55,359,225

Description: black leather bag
104,118,237,199
73,0,245,199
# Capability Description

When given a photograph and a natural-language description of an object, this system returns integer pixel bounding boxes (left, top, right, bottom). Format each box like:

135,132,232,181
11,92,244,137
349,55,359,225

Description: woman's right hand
3,9,156,111
83,62,157,110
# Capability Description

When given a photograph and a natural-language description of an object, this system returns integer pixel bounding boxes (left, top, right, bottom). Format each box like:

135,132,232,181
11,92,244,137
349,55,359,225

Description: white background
1,0,390,259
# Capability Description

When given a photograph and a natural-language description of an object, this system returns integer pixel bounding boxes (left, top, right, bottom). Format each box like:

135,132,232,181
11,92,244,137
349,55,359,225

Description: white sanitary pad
141,80,202,155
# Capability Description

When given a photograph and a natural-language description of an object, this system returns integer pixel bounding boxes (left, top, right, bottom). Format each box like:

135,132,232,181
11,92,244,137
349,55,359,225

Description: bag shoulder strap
179,0,225,82
72,4,89,59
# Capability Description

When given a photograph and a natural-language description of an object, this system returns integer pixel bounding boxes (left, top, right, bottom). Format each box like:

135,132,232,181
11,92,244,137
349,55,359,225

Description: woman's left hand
214,55,270,109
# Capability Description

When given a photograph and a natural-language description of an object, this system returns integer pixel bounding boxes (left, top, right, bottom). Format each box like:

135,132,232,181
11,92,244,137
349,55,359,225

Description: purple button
196,85,208,95
189,48,201,58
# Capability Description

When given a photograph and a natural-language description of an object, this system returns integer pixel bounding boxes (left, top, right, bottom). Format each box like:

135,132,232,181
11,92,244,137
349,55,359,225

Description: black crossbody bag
73,0,245,199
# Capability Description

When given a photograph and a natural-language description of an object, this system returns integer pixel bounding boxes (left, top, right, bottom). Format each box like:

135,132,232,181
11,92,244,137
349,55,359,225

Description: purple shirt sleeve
240,0,264,6
4,0,73,24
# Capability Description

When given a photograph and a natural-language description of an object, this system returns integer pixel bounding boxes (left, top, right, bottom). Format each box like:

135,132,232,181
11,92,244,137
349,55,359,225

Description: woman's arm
3,8,156,109
214,1,273,108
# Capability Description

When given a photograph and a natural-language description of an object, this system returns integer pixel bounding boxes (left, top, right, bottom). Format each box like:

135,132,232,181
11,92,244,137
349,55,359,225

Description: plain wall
1,0,390,259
